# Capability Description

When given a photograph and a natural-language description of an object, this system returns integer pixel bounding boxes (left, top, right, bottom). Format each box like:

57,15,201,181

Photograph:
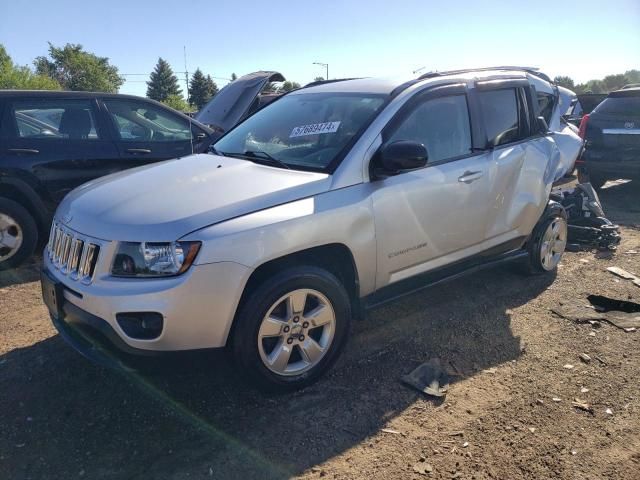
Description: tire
577,169,607,190
0,198,38,271
524,210,568,275
231,266,352,392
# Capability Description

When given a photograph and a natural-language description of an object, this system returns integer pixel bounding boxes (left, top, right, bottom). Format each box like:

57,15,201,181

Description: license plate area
41,270,64,319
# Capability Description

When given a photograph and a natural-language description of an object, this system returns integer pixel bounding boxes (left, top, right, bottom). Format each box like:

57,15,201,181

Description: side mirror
537,116,550,134
379,140,428,173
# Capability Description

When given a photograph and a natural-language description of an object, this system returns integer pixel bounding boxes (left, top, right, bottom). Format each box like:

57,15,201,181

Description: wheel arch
0,178,50,236
227,243,362,346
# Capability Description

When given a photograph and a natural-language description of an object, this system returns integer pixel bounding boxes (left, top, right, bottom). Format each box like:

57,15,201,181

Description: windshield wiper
239,150,291,170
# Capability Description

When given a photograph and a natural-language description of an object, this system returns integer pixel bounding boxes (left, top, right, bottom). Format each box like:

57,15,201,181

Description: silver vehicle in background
41,67,582,390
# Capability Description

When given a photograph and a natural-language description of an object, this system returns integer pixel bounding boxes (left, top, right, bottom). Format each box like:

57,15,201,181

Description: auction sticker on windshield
290,121,341,138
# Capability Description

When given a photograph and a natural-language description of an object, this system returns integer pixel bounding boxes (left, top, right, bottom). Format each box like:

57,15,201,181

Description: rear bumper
580,148,640,178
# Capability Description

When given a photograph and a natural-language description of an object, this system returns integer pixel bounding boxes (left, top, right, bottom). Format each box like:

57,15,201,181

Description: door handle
7,148,39,154
125,148,152,154
458,170,483,184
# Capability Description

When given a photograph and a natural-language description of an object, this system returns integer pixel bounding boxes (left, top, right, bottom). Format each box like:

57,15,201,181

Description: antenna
184,45,194,155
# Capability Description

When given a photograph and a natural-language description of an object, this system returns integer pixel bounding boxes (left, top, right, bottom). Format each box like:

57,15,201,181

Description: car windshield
213,92,386,171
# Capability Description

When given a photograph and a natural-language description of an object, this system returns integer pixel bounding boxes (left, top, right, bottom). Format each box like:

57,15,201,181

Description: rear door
371,84,493,288
101,97,211,165
475,82,543,242
0,95,120,206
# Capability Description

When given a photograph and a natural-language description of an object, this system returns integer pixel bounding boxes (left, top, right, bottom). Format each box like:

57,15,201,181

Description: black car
564,93,607,127
577,88,640,189
0,90,216,269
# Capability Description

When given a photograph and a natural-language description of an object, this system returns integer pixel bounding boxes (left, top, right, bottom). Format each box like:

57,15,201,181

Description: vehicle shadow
0,262,555,479
597,179,639,227
0,255,41,288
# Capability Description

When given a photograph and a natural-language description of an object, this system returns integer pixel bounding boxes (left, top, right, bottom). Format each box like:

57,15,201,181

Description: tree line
553,70,639,94
2,43,638,111
0,43,303,112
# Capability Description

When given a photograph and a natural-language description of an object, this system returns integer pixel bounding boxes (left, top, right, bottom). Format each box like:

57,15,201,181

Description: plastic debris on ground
402,358,450,397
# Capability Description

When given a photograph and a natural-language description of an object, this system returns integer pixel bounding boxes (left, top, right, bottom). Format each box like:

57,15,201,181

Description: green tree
0,44,61,90
314,76,325,82
624,69,640,84
553,75,575,90
146,58,182,102
602,74,629,92
189,68,218,109
34,43,122,92
279,81,301,92
230,72,237,81
162,94,190,112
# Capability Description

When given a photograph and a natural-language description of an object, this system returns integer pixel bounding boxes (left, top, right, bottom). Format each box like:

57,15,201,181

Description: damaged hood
195,71,285,134
56,154,330,242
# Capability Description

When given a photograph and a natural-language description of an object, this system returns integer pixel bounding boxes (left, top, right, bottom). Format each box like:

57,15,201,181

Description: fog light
116,312,163,340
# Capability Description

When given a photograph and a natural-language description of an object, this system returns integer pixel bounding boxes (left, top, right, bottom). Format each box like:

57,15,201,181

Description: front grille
47,222,100,282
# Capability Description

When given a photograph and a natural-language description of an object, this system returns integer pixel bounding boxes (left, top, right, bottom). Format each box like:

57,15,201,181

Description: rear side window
11,99,100,140
388,95,472,162
477,88,528,147
537,92,555,123
595,97,640,116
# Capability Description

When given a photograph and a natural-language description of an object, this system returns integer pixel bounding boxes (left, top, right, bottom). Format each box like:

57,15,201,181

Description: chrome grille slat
47,223,100,282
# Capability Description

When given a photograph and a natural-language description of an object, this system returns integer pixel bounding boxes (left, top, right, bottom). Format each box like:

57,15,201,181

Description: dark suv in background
0,91,215,269
578,88,640,189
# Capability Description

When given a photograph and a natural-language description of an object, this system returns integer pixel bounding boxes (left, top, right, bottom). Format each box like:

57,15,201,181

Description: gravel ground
0,180,639,480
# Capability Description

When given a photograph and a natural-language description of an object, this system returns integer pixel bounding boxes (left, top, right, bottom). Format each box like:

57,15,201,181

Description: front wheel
0,198,38,271
525,213,568,274
231,266,351,391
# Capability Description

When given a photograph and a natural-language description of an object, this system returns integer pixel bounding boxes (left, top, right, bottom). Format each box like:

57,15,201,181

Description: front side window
477,88,526,147
213,92,386,171
388,95,472,163
103,99,192,142
11,99,99,140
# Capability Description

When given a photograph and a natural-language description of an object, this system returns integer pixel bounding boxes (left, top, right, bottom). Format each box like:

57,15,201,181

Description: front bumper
42,256,252,355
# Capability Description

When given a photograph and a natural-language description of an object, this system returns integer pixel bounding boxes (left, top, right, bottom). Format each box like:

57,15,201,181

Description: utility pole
184,46,190,104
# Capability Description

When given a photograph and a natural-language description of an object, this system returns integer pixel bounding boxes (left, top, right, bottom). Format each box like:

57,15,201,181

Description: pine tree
189,69,218,110
146,58,182,102
230,72,237,81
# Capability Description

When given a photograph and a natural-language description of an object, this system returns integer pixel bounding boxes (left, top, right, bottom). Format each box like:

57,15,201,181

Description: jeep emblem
625,121,635,129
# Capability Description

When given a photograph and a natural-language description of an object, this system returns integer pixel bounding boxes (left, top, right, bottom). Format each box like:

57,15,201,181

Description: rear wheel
231,266,351,391
525,213,568,275
0,198,38,270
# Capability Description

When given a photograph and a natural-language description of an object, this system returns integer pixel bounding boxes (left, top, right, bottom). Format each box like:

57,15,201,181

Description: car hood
56,154,330,242
194,71,285,134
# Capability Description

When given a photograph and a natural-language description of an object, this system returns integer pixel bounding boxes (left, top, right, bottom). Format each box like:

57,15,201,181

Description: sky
1,0,639,97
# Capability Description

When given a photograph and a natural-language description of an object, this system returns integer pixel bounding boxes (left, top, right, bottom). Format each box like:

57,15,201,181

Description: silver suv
41,67,582,390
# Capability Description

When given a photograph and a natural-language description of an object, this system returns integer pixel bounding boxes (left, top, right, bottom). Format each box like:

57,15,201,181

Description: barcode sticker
290,121,341,138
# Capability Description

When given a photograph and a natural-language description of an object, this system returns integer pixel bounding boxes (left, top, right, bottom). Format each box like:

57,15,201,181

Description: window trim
377,83,481,170
5,97,105,141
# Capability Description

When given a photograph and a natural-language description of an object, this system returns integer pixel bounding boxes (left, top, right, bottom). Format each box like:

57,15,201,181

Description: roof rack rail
418,66,551,83
302,78,361,88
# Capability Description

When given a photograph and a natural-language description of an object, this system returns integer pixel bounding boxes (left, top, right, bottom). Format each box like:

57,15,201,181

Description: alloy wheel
540,217,567,271
0,213,23,262
257,288,336,376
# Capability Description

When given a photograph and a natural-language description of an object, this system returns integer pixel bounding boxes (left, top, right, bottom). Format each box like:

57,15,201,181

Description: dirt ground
1,180,639,480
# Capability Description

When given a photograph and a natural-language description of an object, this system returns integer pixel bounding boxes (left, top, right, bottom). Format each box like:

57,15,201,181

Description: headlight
111,241,201,277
